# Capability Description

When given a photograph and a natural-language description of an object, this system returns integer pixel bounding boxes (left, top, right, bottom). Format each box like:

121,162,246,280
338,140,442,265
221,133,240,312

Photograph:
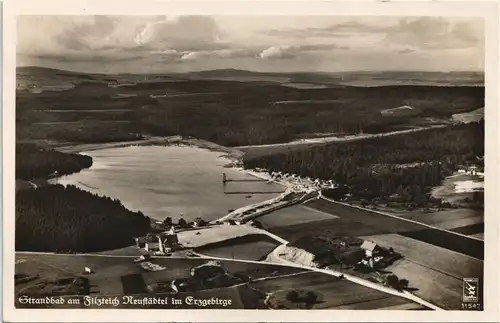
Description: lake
49,145,285,222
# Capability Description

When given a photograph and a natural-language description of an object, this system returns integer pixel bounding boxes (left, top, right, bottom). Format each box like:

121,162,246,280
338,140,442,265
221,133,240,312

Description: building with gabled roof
360,240,380,257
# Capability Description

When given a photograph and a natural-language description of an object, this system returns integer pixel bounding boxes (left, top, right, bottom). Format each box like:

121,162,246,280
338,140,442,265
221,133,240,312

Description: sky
17,15,484,74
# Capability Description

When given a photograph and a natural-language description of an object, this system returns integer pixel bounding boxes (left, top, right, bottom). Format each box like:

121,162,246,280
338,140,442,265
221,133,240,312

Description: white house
360,240,379,258
467,166,478,176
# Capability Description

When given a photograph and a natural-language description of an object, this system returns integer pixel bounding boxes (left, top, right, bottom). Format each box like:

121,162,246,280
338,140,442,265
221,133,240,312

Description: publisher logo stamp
462,278,479,303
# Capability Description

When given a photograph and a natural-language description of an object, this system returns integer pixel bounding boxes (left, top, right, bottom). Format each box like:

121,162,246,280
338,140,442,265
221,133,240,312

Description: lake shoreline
55,136,245,167
49,140,284,223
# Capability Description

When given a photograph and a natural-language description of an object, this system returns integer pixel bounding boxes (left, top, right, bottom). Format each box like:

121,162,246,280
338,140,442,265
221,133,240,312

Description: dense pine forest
16,144,93,180
243,121,484,206
16,184,150,252
17,80,484,147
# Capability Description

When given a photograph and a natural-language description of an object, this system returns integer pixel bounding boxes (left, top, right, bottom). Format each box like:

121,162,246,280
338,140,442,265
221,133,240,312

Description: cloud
263,17,483,51
383,17,482,50
258,46,296,59
258,44,347,60
397,48,416,54
16,16,484,73
133,16,225,51
55,16,118,51
264,21,389,38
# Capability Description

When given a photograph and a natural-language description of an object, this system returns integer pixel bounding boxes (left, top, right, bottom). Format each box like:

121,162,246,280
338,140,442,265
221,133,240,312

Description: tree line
17,81,484,147
16,184,151,252
16,144,93,180
243,121,484,206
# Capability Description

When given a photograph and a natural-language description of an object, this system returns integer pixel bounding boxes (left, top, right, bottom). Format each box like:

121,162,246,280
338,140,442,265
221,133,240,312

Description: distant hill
16,66,484,87
187,68,270,77
17,66,89,76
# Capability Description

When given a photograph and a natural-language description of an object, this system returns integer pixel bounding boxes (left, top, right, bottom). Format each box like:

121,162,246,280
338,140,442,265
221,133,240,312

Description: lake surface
50,145,285,222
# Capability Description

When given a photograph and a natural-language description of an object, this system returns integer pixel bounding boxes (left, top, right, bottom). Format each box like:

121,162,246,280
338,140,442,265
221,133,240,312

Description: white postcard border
2,0,499,322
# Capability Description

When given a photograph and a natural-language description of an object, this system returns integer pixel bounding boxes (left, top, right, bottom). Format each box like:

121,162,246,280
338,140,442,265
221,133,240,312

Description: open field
450,223,484,235
385,259,467,310
373,207,484,238
452,107,485,123
302,199,483,259
250,271,424,310
257,205,338,229
194,234,279,261
374,208,482,228
470,232,484,240
359,234,483,279
358,234,482,310
177,224,262,248
269,218,380,241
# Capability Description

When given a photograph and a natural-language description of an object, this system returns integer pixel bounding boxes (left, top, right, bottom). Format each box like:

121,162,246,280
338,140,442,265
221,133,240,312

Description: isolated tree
286,290,299,302
163,217,173,226
386,274,400,289
399,279,409,289
252,220,263,229
305,291,318,305
177,218,188,227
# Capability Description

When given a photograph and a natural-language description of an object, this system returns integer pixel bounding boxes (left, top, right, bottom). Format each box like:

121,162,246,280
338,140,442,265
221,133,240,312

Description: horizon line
16,65,486,76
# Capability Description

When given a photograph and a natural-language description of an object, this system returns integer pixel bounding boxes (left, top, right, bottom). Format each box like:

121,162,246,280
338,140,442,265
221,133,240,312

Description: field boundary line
266,247,443,310
402,258,464,281
300,204,340,219
319,195,484,242
194,248,443,310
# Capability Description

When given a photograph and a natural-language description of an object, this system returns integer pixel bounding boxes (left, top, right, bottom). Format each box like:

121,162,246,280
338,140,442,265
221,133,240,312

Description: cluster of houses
292,236,400,271
265,170,338,191
135,227,180,255
458,165,482,176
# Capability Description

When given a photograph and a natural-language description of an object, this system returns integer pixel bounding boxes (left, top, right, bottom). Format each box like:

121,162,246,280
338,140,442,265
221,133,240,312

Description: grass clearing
195,234,279,261
258,205,337,229
375,208,482,226
177,224,262,248
386,259,464,310
360,233,483,279
251,271,418,309
269,217,392,242
305,199,484,259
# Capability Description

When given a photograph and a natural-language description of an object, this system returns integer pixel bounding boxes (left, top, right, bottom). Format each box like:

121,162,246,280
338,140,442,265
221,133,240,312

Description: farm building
467,166,478,175
145,241,160,252
134,237,146,248
360,240,381,257
159,232,179,252
338,248,365,266
143,232,179,253
144,233,160,252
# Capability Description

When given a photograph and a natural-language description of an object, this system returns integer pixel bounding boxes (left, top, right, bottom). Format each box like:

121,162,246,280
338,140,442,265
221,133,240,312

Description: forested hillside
243,121,484,205
17,79,484,147
16,184,151,252
16,144,92,180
